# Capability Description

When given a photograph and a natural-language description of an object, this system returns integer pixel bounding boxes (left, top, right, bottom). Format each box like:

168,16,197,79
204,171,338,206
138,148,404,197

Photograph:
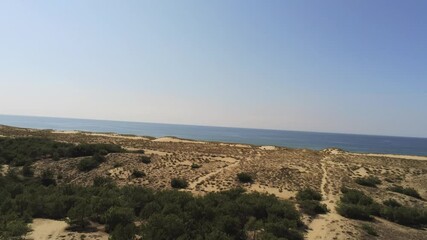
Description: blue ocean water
0,114,426,156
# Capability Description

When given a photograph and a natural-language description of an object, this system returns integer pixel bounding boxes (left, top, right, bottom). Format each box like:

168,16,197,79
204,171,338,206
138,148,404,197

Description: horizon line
1,113,426,140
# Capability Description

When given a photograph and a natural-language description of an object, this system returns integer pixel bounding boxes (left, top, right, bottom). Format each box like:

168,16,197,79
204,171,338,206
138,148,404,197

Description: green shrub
140,156,151,164
67,200,92,230
237,172,254,183
78,157,99,172
355,176,381,188
336,203,372,220
361,223,378,236
170,178,188,189
388,186,422,199
22,164,34,177
110,223,136,240
132,170,146,178
93,176,114,187
191,163,201,169
104,207,135,232
299,200,328,216
383,199,402,208
40,169,56,186
296,188,322,201
340,188,373,206
92,153,106,163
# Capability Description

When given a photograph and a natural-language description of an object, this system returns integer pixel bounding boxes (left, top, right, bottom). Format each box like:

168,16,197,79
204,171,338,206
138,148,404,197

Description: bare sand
153,137,206,144
259,145,276,150
25,219,109,240
25,219,67,240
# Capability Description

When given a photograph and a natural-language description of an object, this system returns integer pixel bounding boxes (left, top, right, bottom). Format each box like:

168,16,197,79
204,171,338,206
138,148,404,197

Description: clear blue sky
0,1,426,137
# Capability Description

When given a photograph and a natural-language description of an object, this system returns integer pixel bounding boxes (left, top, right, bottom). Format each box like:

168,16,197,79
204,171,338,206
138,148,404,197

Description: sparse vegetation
355,176,381,188
361,223,378,237
237,172,254,183
387,185,422,199
170,178,188,189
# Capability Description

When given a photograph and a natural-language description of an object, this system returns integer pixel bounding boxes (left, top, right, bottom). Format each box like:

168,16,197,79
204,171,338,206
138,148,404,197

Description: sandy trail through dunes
306,157,346,240
188,159,240,191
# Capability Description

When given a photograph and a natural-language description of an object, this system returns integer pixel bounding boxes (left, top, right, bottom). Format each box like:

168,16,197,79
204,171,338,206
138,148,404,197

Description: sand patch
354,167,368,177
25,218,109,240
26,218,68,240
153,137,205,144
259,146,276,150
144,149,171,156
248,184,295,199
0,164,9,176
359,153,427,161
53,130,150,141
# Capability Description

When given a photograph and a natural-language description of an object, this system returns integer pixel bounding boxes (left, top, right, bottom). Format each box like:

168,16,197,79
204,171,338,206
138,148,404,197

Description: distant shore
2,124,427,160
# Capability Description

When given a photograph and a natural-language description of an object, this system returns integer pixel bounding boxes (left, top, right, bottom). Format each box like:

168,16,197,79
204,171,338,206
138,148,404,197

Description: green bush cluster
0,137,123,166
337,187,427,227
296,188,327,216
355,176,381,188
170,178,188,189
237,172,254,183
0,174,305,240
78,156,101,172
388,185,422,199
132,170,146,178
140,156,152,164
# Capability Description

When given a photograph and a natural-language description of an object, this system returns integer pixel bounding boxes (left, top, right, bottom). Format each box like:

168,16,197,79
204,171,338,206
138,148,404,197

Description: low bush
191,163,201,169
22,164,34,177
77,157,99,172
338,187,427,227
170,178,188,189
299,200,328,216
93,176,114,187
361,223,378,236
355,176,381,188
237,172,254,183
140,156,151,164
388,186,422,199
132,170,146,178
296,188,322,201
383,199,402,208
40,169,56,186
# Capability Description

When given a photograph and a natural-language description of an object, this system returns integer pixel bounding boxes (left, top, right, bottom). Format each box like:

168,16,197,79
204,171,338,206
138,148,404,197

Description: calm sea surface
1,115,426,156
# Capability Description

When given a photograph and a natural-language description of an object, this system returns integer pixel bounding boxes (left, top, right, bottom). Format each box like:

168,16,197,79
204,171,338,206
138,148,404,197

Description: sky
0,1,426,138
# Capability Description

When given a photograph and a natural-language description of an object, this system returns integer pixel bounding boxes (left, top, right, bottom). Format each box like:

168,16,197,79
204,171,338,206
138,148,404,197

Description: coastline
1,124,427,159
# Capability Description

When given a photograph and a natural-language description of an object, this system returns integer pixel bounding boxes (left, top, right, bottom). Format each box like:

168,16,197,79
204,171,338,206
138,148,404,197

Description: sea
0,114,426,156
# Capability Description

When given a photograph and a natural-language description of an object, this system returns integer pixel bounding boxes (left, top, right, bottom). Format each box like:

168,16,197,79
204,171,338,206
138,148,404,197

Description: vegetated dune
1,125,426,240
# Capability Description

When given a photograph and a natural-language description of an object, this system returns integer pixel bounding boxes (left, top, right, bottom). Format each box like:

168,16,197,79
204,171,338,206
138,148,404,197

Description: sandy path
306,157,344,240
189,160,240,190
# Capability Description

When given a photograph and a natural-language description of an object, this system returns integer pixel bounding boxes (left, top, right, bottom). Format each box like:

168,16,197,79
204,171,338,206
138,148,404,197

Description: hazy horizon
1,1,427,138
2,113,427,139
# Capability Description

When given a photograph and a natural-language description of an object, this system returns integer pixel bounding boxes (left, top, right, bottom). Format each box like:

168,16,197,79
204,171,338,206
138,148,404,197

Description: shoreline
1,124,427,160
